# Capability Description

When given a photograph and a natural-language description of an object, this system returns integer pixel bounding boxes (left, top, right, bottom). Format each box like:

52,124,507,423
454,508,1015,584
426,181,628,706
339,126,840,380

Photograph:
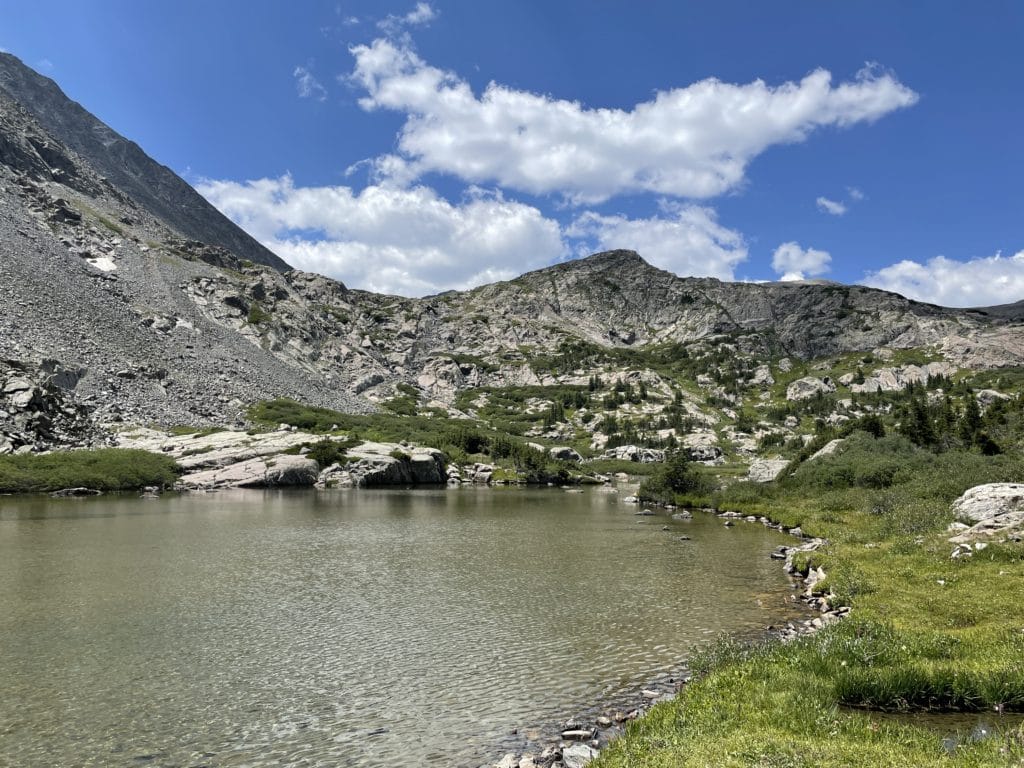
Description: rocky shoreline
477,503,845,768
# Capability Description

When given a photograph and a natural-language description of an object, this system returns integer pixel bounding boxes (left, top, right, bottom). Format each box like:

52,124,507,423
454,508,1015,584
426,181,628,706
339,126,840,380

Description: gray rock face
977,389,1011,407
850,362,957,394
549,445,583,462
808,439,845,462
600,445,665,463
952,483,1024,523
562,744,599,768
338,442,447,487
178,454,319,490
0,358,99,452
680,431,723,463
747,458,790,483
949,483,1024,545
786,377,836,401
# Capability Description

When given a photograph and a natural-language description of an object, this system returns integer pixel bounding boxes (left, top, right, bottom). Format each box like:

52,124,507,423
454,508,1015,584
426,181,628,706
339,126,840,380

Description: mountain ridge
2,55,1024,454
0,51,290,271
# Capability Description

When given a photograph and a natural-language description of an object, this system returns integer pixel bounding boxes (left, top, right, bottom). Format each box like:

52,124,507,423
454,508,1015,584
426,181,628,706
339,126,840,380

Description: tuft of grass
247,302,272,325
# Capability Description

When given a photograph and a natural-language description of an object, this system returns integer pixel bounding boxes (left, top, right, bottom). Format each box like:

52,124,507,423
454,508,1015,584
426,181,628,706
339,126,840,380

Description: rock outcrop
747,458,790,483
330,443,447,488
948,483,1024,546
786,377,836,401
600,445,665,463
177,454,320,490
850,362,957,394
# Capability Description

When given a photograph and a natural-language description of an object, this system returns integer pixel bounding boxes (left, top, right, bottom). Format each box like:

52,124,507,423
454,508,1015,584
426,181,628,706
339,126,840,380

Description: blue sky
2,1,1023,305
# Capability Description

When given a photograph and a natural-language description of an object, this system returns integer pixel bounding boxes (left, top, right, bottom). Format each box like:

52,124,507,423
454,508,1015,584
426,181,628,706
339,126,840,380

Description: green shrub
0,449,180,493
247,302,272,325
306,439,350,468
638,451,712,503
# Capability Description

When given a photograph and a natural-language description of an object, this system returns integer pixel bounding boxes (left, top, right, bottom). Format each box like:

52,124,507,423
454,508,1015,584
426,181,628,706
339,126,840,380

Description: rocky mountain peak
0,52,289,272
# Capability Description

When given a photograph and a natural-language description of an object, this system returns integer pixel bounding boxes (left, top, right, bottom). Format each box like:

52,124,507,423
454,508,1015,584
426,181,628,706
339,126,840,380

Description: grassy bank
596,433,1024,767
0,448,180,493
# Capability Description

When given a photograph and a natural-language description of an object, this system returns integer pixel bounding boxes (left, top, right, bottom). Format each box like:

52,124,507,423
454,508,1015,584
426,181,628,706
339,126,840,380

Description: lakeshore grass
0,448,180,493
596,433,1024,767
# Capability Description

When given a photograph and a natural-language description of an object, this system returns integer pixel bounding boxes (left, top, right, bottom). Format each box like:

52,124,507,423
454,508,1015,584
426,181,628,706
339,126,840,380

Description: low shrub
0,449,180,493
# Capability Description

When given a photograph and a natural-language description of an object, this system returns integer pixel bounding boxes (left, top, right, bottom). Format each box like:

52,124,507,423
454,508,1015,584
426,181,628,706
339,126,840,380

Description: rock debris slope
0,52,288,271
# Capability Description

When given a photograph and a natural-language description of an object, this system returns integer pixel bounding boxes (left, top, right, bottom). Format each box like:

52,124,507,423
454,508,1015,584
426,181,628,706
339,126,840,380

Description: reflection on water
0,486,802,767
854,708,1024,752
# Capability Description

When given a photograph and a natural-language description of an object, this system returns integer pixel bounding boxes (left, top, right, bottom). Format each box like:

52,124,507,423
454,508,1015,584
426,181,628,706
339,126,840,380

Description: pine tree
959,393,982,444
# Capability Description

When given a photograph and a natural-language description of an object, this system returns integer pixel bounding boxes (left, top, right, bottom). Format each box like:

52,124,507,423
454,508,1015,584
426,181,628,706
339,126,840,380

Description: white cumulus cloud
772,242,832,281
293,66,327,101
863,251,1024,307
566,204,747,280
196,175,564,296
816,196,847,215
348,40,918,203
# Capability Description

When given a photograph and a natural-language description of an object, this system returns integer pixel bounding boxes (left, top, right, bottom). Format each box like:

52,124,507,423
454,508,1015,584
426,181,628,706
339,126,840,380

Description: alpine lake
0,485,807,767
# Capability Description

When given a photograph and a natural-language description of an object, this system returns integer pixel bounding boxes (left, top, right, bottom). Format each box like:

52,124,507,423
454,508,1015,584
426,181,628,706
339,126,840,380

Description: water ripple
0,487,802,767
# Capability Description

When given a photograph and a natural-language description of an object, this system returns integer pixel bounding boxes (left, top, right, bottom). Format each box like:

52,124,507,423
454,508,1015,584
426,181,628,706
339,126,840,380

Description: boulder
346,444,447,487
977,389,1011,408
549,445,583,462
562,744,599,768
949,483,1024,545
680,431,722,463
600,444,665,463
785,377,835,401
352,372,385,395
748,364,775,387
952,483,1024,523
808,439,844,462
264,455,321,486
747,458,790,483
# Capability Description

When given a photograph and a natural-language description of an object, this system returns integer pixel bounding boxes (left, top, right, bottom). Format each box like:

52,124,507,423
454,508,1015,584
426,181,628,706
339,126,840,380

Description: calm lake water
0,486,802,767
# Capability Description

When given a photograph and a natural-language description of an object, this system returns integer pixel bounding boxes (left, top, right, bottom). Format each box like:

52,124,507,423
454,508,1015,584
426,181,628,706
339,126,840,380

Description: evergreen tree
959,394,982,443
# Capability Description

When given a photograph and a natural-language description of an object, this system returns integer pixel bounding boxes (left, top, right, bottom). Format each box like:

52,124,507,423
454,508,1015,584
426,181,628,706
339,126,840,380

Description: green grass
596,432,1024,767
585,458,661,476
247,301,272,325
0,449,180,493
